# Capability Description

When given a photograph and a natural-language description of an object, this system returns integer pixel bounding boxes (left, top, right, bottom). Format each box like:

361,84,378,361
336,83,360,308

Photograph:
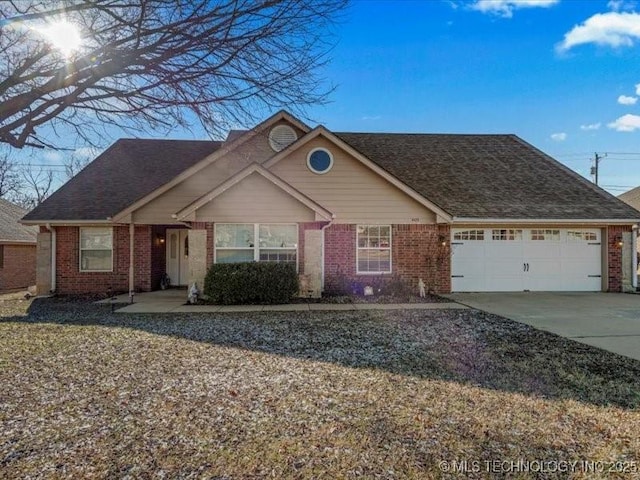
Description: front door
166,229,189,286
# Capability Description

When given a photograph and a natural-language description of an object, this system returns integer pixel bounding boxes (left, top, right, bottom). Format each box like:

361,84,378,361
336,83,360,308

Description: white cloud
608,113,640,131
361,115,381,121
42,150,62,161
551,132,567,141
580,122,602,130
618,94,638,104
635,82,640,95
607,0,637,11
557,12,640,52
470,0,558,18
73,146,101,159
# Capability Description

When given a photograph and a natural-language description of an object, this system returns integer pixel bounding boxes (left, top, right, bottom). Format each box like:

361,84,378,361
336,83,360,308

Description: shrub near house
204,262,298,305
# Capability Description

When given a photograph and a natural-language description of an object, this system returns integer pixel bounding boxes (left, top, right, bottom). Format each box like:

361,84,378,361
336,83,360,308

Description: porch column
129,223,135,293
188,229,207,290
303,229,322,298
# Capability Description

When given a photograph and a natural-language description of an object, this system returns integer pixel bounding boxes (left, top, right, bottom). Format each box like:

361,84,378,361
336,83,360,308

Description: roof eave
452,217,640,224
20,219,114,225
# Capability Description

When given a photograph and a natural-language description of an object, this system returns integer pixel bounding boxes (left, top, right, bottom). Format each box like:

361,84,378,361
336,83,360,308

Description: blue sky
303,0,640,196
17,0,640,196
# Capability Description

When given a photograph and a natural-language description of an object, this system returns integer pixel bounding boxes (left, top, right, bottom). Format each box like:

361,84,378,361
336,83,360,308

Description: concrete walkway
97,289,467,313
444,292,640,361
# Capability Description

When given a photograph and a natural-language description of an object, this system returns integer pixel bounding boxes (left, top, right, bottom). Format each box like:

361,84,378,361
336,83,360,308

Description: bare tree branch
14,164,54,208
0,0,347,149
0,152,23,197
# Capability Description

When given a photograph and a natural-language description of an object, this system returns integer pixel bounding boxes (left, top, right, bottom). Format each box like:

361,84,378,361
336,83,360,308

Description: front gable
188,170,323,223
118,111,451,226
266,131,444,224
129,115,307,224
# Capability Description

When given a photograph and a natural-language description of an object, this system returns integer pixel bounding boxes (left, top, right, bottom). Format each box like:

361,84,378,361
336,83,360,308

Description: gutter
452,217,640,225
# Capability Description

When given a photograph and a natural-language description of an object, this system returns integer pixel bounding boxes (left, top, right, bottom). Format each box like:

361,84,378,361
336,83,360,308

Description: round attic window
268,124,297,152
307,148,333,174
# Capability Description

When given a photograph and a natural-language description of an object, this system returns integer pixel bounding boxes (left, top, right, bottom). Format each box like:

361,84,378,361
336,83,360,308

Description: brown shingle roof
336,132,640,220
22,131,640,223
0,199,37,243
23,139,221,221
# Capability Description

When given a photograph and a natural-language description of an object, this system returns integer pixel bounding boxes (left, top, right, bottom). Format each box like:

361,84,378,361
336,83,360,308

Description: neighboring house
21,111,640,296
619,186,640,212
0,198,37,291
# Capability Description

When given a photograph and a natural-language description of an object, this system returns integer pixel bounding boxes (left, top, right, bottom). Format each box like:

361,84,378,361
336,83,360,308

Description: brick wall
392,224,451,293
607,225,632,292
55,225,154,294
323,223,452,294
323,224,357,293
0,243,36,291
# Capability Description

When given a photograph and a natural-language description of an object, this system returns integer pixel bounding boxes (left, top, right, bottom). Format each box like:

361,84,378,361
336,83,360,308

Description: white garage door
451,228,602,292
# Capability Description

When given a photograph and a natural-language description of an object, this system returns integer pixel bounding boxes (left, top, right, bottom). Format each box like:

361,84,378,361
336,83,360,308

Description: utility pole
590,152,606,185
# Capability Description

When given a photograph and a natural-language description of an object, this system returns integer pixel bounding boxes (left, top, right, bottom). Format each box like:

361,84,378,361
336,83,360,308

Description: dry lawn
1,297,639,479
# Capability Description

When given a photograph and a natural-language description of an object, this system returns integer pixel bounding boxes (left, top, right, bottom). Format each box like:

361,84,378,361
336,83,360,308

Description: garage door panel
451,228,602,292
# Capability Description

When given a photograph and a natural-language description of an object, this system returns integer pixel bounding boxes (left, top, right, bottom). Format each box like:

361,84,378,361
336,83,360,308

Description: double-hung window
215,223,297,266
357,225,391,274
80,227,113,272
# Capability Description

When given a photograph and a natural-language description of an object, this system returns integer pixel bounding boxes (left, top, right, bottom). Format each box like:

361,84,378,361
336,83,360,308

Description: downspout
46,223,56,293
633,224,638,290
320,215,335,292
129,223,135,296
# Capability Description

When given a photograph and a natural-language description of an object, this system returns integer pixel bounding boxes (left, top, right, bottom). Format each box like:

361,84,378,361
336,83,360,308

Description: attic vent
269,125,297,152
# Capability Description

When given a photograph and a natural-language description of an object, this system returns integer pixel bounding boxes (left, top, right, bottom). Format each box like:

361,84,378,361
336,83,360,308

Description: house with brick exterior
0,198,37,291
21,111,640,296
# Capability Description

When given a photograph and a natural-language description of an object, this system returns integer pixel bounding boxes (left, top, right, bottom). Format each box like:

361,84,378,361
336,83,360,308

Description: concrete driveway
444,292,640,361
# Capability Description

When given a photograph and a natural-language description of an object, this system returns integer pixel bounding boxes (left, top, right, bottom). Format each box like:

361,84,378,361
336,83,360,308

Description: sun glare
37,20,82,56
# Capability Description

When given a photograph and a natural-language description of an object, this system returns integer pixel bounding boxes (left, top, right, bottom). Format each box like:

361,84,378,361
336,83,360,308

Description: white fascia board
452,217,640,225
20,219,113,226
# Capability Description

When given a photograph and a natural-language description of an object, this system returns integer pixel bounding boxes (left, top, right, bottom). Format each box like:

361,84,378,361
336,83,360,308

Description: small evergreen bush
204,262,298,305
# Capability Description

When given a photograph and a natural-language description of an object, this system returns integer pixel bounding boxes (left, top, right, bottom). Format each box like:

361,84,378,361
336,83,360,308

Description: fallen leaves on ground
0,297,639,479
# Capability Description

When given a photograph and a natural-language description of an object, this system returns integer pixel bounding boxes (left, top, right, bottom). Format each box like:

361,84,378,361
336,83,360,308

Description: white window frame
79,227,113,272
530,229,561,241
306,147,334,174
356,225,392,275
491,229,523,241
567,230,598,242
214,223,298,269
453,229,485,241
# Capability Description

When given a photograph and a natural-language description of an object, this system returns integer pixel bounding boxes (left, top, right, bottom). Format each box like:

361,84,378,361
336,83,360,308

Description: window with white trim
80,227,113,272
567,230,597,241
215,223,297,265
491,229,522,241
453,229,484,241
357,225,391,273
530,229,560,241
